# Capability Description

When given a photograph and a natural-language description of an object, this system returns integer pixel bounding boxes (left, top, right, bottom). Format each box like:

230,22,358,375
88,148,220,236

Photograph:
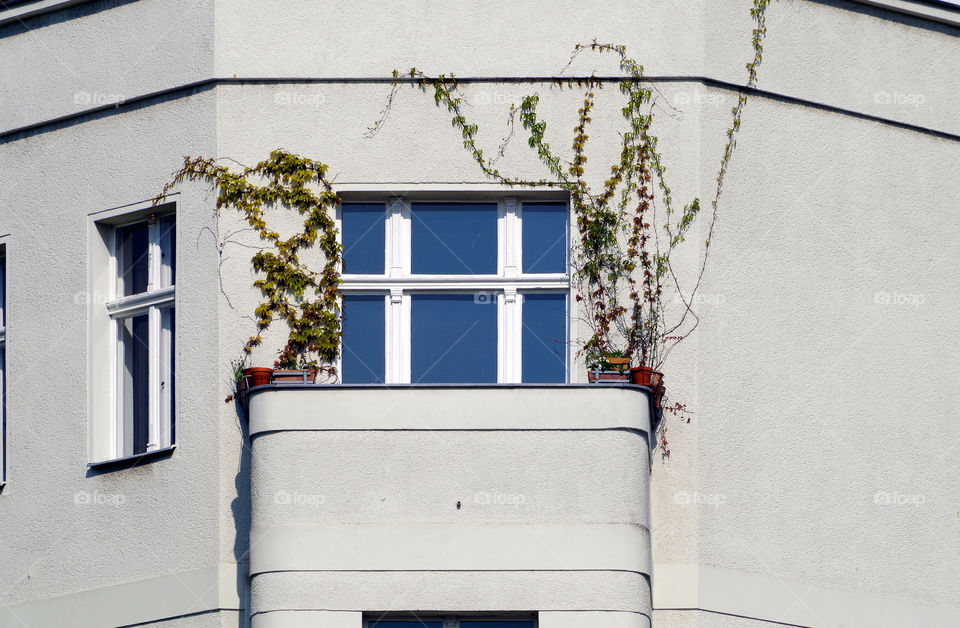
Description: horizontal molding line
3,75,960,145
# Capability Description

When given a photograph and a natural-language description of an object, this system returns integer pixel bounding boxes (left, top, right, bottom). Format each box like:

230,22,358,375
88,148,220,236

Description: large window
104,213,175,458
339,197,568,384
0,248,6,483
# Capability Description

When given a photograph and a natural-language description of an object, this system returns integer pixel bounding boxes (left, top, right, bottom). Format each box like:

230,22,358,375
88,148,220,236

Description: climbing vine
155,150,343,372
155,0,773,435
368,0,772,372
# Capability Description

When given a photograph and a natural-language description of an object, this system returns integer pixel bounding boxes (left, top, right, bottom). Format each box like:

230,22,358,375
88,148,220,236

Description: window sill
87,445,175,473
853,0,960,28
0,0,93,26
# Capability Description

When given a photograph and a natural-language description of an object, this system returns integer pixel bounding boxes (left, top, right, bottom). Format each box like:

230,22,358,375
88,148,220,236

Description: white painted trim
853,0,960,27
249,523,651,575
105,212,177,460
254,611,361,628
0,564,242,628
0,0,93,27
540,611,650,628
652,563,960,627
104,286,175,317
336,183,568,196
247,386,652,435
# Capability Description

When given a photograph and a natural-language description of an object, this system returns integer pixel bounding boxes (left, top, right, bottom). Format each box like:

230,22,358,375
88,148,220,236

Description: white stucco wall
1,0,959,626
246,386,652,628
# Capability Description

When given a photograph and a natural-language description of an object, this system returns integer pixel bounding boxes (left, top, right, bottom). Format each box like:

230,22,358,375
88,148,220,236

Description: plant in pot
586,350,631,383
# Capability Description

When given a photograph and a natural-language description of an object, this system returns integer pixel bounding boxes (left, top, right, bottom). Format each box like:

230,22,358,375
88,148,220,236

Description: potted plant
586,350,631,383
270,347,320,384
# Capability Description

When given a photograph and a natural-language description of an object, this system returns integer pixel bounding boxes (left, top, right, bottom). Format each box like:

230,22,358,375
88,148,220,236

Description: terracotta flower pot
629,366,663,389
272,369,318,384
242,367,273,388
630,366,665,408
605,356,630,372
587,370,631,383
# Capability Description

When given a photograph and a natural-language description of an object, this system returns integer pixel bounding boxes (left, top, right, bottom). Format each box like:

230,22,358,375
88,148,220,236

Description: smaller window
106,213,176,459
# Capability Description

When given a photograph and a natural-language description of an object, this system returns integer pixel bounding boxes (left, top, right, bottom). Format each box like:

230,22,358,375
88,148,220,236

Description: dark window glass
119,313,150,455
369,623,444,628
342,203,386,274
342,294,386,383
159,213,176,287
411,294,496,383
522,293,567,383
412,202,497,274
462,623,535,628
522,202,567,273
117,222,149,296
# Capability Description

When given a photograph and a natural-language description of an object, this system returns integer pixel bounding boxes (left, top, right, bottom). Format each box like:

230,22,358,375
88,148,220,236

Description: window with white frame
104,212,175,458
0,247,6,483
365,619,535,628
339,196,569,384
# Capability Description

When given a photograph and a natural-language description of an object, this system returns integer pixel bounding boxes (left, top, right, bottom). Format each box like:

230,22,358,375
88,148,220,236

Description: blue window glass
341,294,385,383
369,623,444,628
522,202,567,274
522,293,567,383
412,202,497,274
411,294,497,383
342,203,386,274
462,623,535,628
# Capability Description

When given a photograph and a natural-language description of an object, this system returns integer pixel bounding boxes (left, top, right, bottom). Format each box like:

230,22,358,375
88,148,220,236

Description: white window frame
105,213,175,459
338,194,570,384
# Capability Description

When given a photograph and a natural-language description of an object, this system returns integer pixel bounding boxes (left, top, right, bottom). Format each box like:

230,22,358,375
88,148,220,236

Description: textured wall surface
246,387,652,626
1,0,959,626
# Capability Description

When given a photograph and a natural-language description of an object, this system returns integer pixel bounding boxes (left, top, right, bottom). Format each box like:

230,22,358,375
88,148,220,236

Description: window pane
161,307,175,447
342,203,386,274
118,313,150,455
522,293,567,383
117,222,149,296
412,202,497,274
369,623,443,628
522,202,567,273
412,294,496,383
342,294,385,384
159,214,176,288
463,623,535,628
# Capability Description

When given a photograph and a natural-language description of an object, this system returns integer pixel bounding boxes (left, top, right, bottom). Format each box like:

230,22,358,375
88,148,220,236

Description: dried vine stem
379,0,772,370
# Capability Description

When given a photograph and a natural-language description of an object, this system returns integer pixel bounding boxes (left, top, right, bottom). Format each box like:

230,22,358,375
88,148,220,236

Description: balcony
247,384,654,628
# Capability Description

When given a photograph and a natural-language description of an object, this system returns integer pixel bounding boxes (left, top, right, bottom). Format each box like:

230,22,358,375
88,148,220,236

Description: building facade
1,0,959,626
